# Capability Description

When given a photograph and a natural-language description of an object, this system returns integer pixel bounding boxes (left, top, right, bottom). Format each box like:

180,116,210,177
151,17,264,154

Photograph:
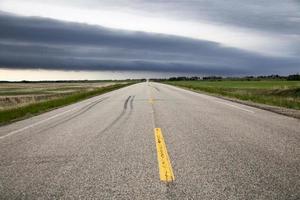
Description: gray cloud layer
0,12,299,75
139,0,300,34
49,0,300,34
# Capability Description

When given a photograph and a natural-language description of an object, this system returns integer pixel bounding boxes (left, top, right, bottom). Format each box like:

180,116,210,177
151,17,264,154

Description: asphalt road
0,82,299,199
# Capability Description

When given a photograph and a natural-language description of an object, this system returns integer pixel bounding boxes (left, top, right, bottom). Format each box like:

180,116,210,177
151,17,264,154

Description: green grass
165,80,300,110
0,82,123,110
0,82,136,125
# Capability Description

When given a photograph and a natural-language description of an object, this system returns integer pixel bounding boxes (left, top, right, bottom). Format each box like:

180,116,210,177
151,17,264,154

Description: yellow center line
154,128,175,182
148,97,155,104
148,84,155,104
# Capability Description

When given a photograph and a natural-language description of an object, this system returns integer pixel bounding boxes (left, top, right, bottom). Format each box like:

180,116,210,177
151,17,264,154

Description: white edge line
215,100,255,113
0,106,80,140
161,83,254,113
0,95,112,140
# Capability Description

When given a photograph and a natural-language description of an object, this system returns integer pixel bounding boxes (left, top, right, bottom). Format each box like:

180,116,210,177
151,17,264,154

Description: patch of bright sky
0,0,294,56
0,69,188,81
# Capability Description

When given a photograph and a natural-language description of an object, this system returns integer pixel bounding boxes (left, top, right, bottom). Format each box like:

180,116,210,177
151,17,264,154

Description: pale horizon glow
0,69,188,81
0,69,129,81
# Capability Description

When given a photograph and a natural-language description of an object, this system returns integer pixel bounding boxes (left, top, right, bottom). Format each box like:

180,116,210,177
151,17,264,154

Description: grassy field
0,81,136,125
0,82,119,110
165,80,300,110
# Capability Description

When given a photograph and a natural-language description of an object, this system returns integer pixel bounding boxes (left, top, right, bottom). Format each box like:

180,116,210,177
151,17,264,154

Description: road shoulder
164,84,300,120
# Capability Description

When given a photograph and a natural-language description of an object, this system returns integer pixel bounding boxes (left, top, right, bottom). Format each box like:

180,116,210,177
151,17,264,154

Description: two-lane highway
0,82,299,199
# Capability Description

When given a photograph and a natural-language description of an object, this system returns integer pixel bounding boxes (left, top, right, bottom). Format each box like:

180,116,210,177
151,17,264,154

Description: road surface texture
0,82,299,199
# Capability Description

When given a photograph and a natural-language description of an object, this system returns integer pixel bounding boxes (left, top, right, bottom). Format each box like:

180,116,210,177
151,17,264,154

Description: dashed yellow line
154,128,175,182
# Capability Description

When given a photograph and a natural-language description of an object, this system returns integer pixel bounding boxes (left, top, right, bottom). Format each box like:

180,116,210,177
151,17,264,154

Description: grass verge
165,80,300,110
0,82,136,126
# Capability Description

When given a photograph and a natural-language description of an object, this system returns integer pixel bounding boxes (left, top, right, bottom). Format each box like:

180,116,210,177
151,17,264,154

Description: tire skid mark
25,97,110,136
149,84,160,92
130,95,135,110
0,97,110,140
126,95,135,118
124,95,131,110
98,96,132,135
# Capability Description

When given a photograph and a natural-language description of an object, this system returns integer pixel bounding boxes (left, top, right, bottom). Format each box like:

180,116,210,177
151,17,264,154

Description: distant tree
287,74,300,80
21,80,30,83
190,76,199,80
202,76,223,81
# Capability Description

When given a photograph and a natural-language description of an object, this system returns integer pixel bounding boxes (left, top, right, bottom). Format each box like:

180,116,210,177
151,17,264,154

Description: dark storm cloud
0,12,299,75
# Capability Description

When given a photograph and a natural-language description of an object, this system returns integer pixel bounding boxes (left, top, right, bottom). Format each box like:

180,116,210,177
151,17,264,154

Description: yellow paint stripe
148,97,154,104
154,128,175,182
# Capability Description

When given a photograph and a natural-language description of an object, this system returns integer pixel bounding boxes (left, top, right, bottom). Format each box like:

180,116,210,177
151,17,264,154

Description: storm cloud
0,12,299,76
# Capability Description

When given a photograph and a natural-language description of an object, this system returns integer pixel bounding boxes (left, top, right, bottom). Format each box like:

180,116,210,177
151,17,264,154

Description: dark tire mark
154,86,160,92
35,97,109,133
124,95,131,110
98,96,132,135
149,85,160,92
3,97,110,146
130,96,135,110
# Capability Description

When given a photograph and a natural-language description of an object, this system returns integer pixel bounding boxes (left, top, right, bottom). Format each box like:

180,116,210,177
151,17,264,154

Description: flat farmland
0,81,135,125
0,82,117,110
166,80,300,110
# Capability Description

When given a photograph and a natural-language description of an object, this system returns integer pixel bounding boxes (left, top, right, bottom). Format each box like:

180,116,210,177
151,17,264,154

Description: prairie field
0,82,116,110
0,81,134,125
166,80,300,110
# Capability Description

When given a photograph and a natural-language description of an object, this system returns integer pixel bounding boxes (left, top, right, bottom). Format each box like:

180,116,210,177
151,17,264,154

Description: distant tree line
286,74,300,80
150,73,300,82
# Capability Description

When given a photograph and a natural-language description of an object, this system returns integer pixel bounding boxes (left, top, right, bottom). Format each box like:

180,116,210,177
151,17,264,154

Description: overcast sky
0,0,300,80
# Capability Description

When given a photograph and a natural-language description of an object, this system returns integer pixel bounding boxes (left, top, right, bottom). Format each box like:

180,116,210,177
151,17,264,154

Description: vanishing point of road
0,82,299,199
